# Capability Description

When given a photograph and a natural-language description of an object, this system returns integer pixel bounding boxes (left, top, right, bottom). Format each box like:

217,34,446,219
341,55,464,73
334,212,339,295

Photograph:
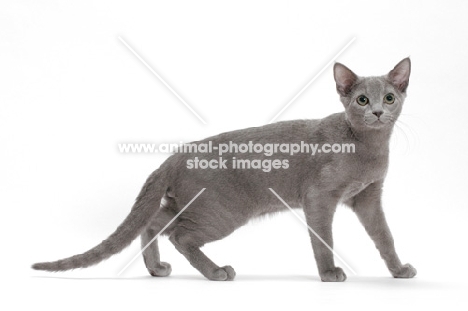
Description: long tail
32,170,165,272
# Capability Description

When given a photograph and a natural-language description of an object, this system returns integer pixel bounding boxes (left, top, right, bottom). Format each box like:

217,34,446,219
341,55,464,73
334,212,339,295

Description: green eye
384,93,395,104
356,95,368,106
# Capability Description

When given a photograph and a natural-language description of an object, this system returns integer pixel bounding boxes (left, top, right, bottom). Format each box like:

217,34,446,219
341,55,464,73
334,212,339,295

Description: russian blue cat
33,58,416,282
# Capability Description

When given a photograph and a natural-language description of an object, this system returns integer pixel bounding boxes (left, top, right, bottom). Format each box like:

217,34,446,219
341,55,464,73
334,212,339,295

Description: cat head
333,58,411,131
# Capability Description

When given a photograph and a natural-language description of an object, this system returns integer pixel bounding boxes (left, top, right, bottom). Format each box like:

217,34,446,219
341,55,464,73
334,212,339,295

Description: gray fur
32,58,416,282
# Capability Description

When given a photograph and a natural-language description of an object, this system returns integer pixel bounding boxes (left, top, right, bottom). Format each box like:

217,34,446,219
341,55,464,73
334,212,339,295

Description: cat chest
351,153,388,181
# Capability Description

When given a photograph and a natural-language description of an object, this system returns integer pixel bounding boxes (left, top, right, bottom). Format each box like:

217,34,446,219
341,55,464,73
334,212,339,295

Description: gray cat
33,58,417,282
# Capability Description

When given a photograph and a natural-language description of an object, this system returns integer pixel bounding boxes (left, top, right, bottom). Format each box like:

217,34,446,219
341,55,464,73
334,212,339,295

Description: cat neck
345,117,393,149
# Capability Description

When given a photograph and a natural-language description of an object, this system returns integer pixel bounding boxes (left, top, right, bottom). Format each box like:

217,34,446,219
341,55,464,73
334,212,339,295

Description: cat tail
32,169,166,272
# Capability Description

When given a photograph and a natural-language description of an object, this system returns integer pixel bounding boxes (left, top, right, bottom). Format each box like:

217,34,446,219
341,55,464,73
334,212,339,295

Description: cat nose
373,111,383,118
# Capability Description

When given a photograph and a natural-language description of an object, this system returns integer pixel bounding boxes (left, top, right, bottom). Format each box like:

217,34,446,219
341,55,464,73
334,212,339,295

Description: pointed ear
334,63,358,96
388,57,411,92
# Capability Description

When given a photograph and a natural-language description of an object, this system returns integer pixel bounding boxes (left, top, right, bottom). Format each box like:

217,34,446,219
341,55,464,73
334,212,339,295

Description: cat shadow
32,274,430,287
31,274,319,282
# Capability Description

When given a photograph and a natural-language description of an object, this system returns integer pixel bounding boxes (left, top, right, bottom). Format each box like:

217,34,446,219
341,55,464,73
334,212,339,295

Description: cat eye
384,93,395,104
356,95,368,106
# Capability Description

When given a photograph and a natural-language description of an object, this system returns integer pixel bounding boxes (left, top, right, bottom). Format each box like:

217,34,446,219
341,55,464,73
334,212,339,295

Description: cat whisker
395,117,420,154
389,116,412,154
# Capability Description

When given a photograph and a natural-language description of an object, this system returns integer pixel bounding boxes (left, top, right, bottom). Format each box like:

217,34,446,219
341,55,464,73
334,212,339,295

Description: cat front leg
303,193,346,282
350,180,417,278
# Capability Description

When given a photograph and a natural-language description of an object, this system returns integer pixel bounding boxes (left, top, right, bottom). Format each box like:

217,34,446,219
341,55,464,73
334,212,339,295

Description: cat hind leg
169,227,236,281
141,227,172,277
141,205,179,277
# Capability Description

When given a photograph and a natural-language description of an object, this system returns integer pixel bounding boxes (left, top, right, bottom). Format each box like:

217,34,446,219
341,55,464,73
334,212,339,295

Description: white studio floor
23,273,466,310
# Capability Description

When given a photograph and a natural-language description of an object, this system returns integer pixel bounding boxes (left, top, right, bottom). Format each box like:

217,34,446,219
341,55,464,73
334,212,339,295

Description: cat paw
148,262,172,277
320,267,347,282
208,265,236,281
391,263,417,278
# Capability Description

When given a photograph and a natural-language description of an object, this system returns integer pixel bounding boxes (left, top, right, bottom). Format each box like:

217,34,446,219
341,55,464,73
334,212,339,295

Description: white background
1,0,468,310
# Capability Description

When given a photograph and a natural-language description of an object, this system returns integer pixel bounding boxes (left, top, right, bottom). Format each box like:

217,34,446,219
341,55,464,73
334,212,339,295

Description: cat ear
388,57,411,92
334,63,358,96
